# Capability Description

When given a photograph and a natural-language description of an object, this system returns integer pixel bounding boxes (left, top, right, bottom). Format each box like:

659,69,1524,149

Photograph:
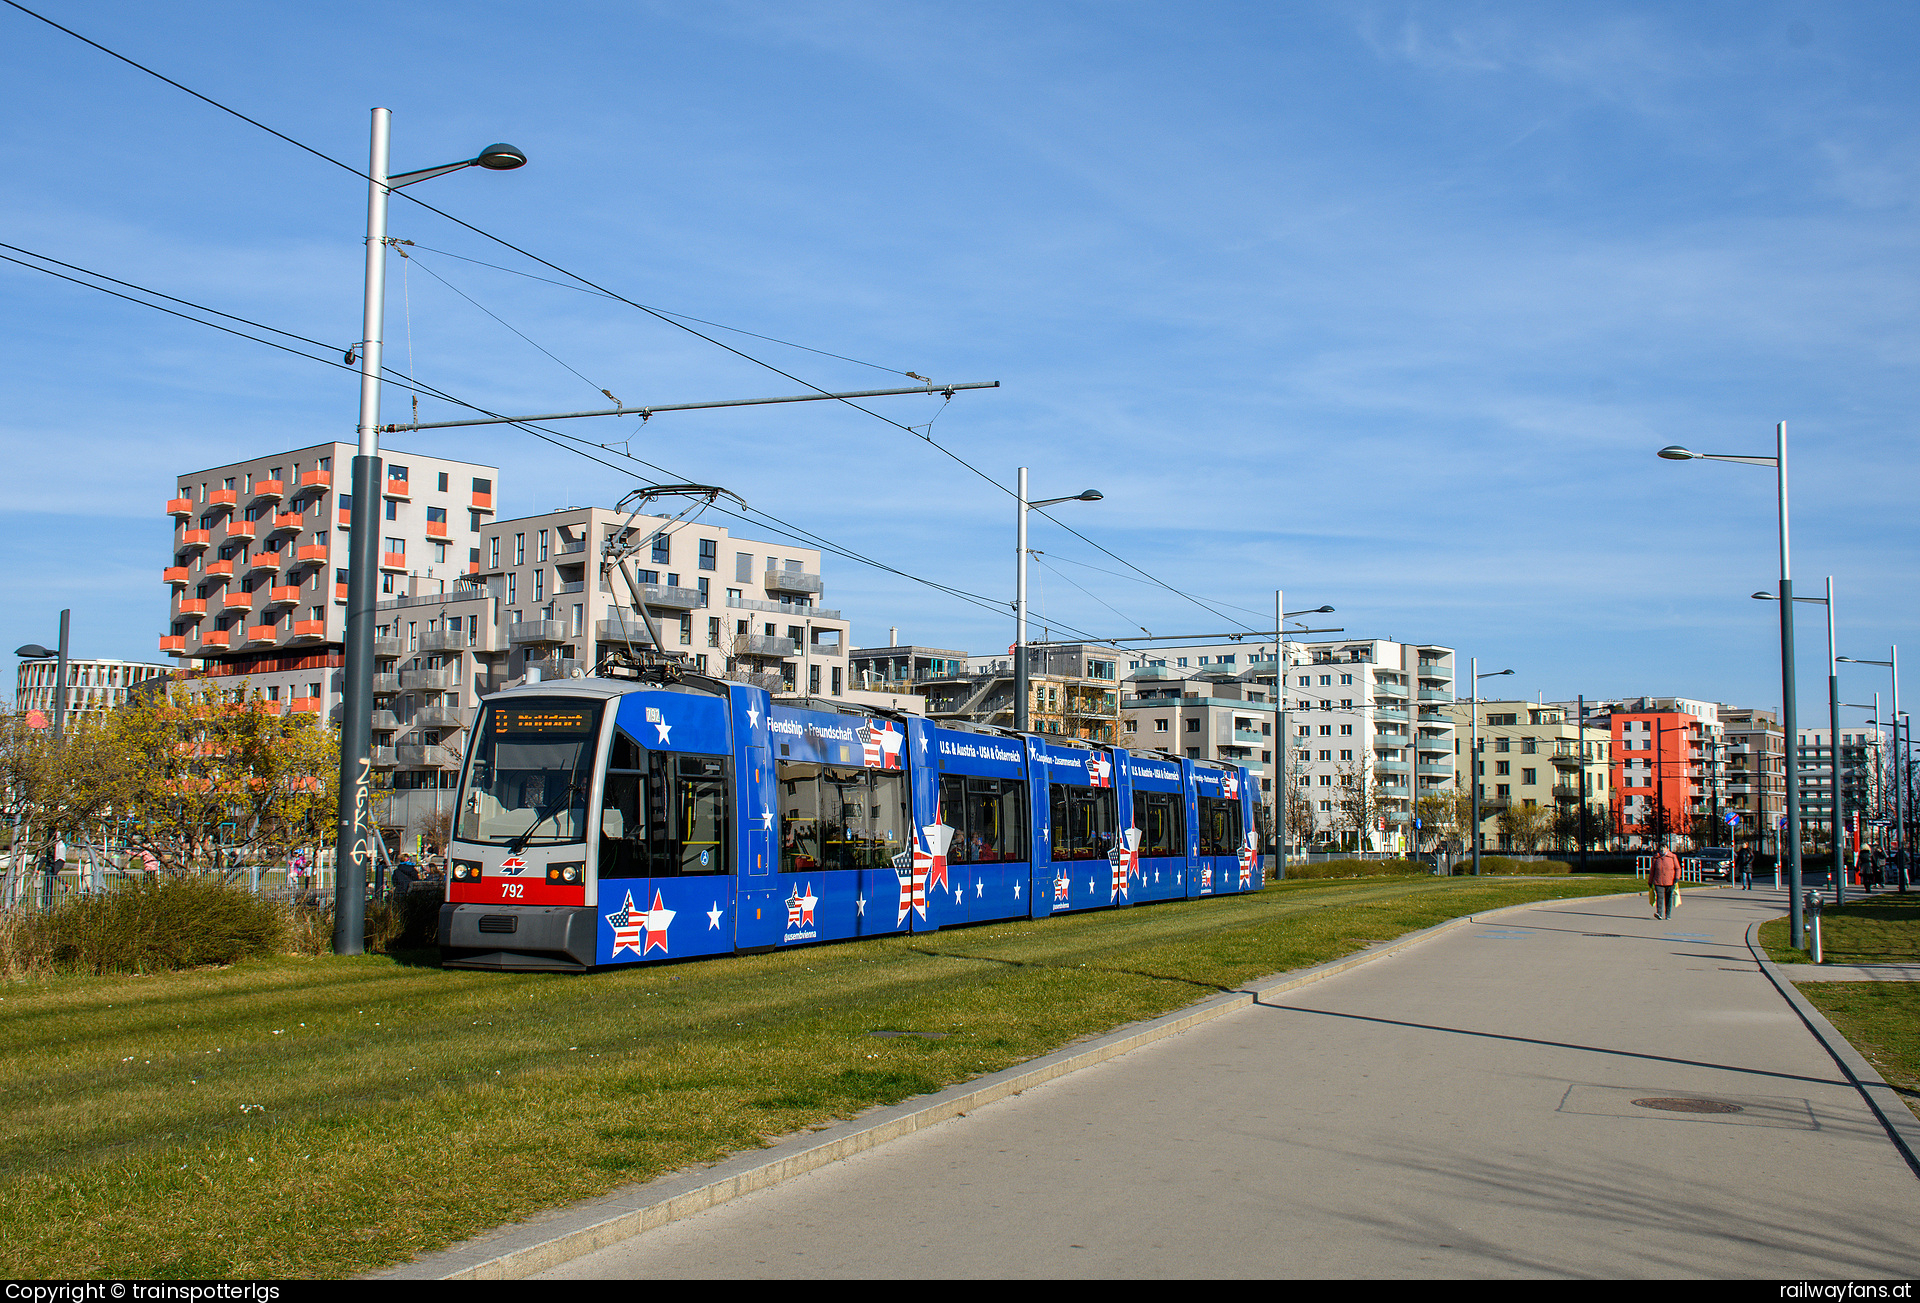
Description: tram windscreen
459,699,603,845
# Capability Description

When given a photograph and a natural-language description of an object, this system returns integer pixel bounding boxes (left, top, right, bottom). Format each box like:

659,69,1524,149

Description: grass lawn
1757,890,1920,965
1793,983,1920,1123
0,876,1632,1279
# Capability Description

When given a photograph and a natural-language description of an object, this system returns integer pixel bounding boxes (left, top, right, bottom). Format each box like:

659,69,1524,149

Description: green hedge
1468,856,1572,876
1284,857,1430,880
27,876,286,975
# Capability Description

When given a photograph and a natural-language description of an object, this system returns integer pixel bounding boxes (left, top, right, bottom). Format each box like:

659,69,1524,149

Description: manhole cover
1631,1097,1743,1114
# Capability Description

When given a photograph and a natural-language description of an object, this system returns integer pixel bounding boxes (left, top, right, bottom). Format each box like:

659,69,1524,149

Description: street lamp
336,111,526,956
1269,597,1337,875
14,609,71,746
1014,470,1101,733
1658,424,1805,945
1838,649,1904,893
1469,660,1514,876
1756,576,1843,902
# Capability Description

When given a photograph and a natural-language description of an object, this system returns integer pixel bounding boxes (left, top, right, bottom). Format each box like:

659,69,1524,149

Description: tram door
736,743,780,949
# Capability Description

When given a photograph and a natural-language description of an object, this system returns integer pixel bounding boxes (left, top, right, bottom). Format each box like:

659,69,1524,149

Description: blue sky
3,1,1916,721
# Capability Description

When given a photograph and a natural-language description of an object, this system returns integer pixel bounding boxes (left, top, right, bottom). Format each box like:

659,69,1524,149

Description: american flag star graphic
1222,769,1240,801
862,718,906,769
1087,751,1113,788
1239,831,1258,888
1054,874,1070,902
1201,866,1214,891
897,816,953,923
1108,827,1141,901
606,891,646,960
786,882,818,927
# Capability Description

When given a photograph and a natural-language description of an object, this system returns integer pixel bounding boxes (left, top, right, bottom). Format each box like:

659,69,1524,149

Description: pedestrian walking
1736,845,1752,890
1649,842,1682,920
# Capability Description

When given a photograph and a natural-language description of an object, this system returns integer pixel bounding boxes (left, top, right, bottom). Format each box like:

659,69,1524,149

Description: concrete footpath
519,885,1919,1279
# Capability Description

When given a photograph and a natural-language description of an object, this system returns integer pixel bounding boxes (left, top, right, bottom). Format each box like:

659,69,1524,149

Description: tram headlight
547,862,583,885
452,860,482,882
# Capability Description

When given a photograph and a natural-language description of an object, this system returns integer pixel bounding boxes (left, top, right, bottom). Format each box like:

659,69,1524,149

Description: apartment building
1449,700,1612,851
1600,697,1724,848
1718,706,1784,852
15,658,174,719
478,507,850,695
912,645,1121,741
161,442,498,728
1119,661,1277,799
1794,727,1883,853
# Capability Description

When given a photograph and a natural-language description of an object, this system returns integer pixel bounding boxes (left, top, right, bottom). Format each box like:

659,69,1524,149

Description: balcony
297,469,331,494
397,744,456,768
1417,688,1452,701
164,566,191,586
380,552,408,571
176,530,212,553
373,636,403,658
246,625,279,644
270,512,304,534
335,584,348,602
291,620,326,641
557,579,586,596
289,697,322,714
1374,707,1409,722
400,669,457,692
472,490,494,512
738,634,797,658
1372,683,1408,699
175,599,207,620
226,520,256,542
159,635,186,654
370,746,397,769
726,594,842,620
426,518,449,539
207,489,237,511
371,674,401,697
266,585,300,606
166,496,194,518
247,551,282,574
420,629,468,653
507,620,568,646
221,592,255,612
200,630,231,649
1374,759,1411,773
763,569,823,596
203,559,234,579
251,479,284,504
526,657,583,681
384,476,411,500
297,545,329,563
555,538,586,557
1552,784,1582,800
638,584,703,610
597,618,657,645
417,706,468,730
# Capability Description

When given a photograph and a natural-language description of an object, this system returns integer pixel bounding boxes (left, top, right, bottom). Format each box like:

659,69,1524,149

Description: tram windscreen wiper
508,780,584,852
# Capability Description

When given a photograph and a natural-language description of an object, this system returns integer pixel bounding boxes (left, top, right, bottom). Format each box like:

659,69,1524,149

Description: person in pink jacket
1650,843,1682,920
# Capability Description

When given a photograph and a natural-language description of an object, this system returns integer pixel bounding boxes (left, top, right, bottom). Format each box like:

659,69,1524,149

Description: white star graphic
1088,876,1096,892
855,892,866,916
707,902,723,930
975,879,984,897
654,721,672,744
1013,881,1021,898
746,706,760,728
760,807,774,831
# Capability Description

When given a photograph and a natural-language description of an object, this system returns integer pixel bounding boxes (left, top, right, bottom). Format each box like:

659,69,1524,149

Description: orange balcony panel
384,478,411,499
335,583,348,602
267,585,301,605
203,559,235,579
471,492,494,511
164,566,191,586
252,479,284,502
246,625,279,644
425,519,449,539
247,551,282,573
381,551,408,571
200,630,231,649
292,620,327,640
300,470,331,491
177,530,211,551
207,489,237,510
271,512,303,533
175,599,207,618
337,508,353,527
290,697,323,714
167,496,194,517
256,700,283,716
222,592,255,611
159,635,186,654
467,560,480,574
226,521,256,541
297,544,329,563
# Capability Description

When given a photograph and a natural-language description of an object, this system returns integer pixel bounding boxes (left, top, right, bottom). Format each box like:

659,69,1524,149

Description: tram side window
598,739,731,878
1049,784,1116,861
940,775,1029,865
1134,789,1185,857
1197,796,1238,856
779,763,910,872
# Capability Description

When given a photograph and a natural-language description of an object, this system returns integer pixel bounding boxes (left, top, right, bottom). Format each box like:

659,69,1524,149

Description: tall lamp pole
1659,424,1804,947
1013,470,1101,733
1839,648,1903,893
1757,577,1843,902
1468,660,1514,876
334,110,525,955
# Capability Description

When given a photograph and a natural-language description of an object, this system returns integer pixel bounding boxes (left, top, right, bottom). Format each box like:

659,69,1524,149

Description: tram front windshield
459,698,604,845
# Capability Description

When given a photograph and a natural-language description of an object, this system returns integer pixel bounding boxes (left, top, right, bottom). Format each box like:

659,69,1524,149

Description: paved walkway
539,887,1920,1279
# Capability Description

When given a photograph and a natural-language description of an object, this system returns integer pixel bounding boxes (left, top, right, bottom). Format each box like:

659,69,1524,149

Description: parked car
1693,846,1735,880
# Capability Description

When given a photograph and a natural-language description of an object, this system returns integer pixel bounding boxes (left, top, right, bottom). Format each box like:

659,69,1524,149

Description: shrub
32,876,286,975
1285,858,1430,880
1472,856,1572,876
364,886,444,953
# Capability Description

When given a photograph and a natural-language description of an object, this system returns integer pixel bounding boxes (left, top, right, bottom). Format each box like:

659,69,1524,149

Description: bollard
1805,891,1823,963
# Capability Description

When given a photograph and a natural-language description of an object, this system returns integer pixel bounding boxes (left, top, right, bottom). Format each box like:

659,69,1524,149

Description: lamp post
1755,578,1843,901
1013,469,1101,733
335,111,525,956
1844,696,1885,874
1268,595,1338,877
1838,648,1903,892
1659,424,1804,946
1468,660,1514,876
14,611,70,909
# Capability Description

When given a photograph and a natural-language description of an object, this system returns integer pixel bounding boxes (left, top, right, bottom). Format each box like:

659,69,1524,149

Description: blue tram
438,670,1260,972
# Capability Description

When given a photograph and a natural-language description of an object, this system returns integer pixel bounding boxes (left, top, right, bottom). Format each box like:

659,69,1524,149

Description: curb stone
374,885,1641,1280
1747,919,1920,1180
